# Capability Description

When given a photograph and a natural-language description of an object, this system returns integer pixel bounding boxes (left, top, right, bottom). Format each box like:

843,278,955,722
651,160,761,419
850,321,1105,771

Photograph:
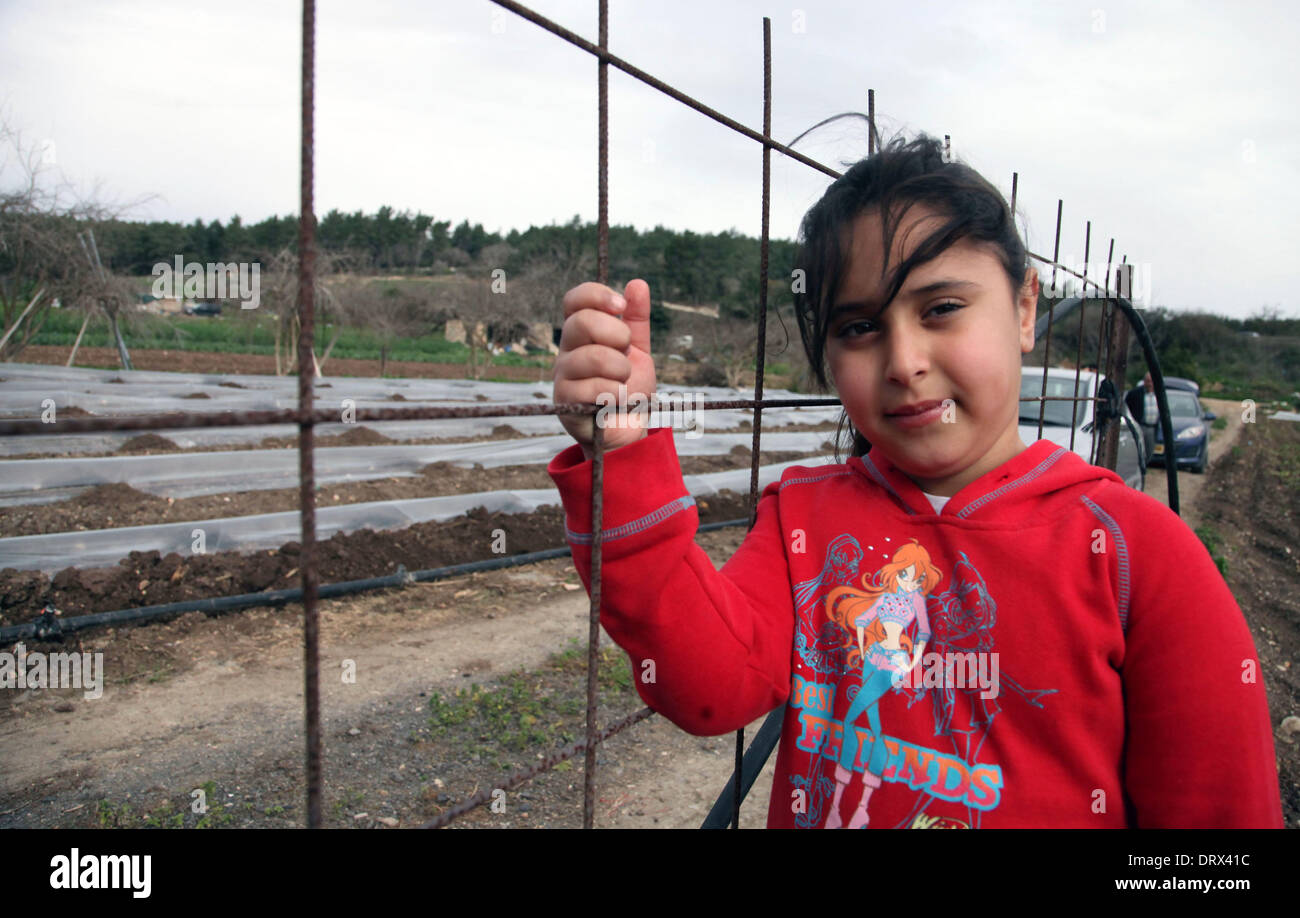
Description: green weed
1195,525,1229,578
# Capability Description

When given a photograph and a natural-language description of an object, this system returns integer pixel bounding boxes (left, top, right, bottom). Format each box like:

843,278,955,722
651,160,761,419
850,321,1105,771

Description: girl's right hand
553,278,657,460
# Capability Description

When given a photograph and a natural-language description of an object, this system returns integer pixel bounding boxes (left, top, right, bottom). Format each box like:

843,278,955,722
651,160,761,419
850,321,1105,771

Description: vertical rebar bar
297,0,322,830
1099,265,1131,470
1097,255,1126,382
1094,254,1122,466
585,419,604,829
1105,239,1115,300
1069,220,1091,450
728,14,775,831
1036,199,1063,440
1093,238,1116,467
867,88,875,155
1100,255,1128,382
596,0,609,286
583,0,610,831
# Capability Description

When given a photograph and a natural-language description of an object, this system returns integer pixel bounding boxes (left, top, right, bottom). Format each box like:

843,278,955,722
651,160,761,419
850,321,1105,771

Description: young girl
548,134,1283,828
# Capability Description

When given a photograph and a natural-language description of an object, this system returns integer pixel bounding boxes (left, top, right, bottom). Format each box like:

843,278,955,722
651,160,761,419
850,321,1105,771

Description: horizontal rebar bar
421,704,656,829
0,398,845,437
1028,249,1126,299
490,0,840,180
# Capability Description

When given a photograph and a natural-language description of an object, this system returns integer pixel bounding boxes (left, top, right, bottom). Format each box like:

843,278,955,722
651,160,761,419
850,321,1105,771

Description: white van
1019,366,1145,490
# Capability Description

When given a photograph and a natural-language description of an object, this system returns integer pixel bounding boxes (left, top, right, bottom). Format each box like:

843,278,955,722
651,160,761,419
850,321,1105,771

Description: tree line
86,210,801,321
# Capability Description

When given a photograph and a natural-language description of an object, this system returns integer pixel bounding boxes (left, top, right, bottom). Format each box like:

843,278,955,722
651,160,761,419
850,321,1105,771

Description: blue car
1149,377,1215,474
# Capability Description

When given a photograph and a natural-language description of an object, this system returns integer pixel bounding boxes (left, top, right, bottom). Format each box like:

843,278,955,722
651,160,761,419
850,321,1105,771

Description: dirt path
0,528,774,829
1141,397,1242,526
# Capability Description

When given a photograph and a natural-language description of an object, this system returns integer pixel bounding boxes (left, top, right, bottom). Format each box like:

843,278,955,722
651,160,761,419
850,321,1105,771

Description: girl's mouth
886,400,945,429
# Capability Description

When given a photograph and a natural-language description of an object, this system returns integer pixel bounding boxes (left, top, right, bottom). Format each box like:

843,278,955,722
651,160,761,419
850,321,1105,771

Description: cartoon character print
788,537,1058,829
820,539,939,829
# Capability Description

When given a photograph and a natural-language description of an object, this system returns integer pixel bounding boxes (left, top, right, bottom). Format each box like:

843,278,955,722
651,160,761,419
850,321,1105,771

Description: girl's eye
836,302,963,339
835,319,878,339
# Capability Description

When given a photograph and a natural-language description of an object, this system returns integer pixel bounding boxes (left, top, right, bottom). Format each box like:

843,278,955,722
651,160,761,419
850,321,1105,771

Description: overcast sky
2,0,1296,319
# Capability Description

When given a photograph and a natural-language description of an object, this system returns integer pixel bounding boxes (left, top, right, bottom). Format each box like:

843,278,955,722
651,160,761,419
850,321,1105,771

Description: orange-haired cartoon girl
822,538,941,828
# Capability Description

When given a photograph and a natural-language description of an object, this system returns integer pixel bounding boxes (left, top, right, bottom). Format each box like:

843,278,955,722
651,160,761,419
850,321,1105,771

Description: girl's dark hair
792,132,1027,459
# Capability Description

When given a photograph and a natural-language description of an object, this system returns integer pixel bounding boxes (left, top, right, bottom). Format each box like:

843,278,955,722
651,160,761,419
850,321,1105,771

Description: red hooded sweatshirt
547,427,1283,829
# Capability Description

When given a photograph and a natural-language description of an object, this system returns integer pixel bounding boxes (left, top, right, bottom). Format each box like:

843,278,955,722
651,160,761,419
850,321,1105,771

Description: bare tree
0,118,142,361
509,238,596,324
258,248,349,375
329,277,434,377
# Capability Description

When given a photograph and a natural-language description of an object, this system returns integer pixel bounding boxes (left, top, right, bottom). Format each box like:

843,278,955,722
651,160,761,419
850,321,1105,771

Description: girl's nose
884,323,930,385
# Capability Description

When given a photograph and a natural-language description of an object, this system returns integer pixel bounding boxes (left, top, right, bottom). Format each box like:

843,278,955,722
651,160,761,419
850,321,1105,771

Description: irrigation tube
0,517,751,643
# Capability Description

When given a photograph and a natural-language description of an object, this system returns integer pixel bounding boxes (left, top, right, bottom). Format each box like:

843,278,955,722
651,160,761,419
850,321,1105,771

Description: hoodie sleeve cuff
546,427,693,543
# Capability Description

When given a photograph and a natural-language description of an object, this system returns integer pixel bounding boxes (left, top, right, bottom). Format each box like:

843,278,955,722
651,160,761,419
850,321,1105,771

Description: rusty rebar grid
0,0,1151,834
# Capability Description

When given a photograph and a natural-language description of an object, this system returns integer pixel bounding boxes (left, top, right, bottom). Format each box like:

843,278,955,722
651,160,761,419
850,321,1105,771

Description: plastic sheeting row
0,430,838,506
0,454,836,574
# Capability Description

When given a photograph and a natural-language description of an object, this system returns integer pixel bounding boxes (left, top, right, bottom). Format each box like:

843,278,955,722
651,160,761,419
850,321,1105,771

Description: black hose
1107,295,1179,515
0,516,751,643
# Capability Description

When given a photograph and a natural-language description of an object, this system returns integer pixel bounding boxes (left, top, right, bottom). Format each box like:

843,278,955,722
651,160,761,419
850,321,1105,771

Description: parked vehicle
183,301,222,317
1019,366,1146,490
1147,377,1215,474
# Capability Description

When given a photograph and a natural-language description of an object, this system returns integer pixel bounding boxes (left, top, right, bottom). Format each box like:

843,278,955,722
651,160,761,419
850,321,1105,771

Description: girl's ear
1017,268,1040,354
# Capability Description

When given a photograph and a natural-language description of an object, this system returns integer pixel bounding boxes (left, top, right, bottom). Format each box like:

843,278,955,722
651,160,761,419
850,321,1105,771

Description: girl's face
897,564,921,592
826,205,1038,497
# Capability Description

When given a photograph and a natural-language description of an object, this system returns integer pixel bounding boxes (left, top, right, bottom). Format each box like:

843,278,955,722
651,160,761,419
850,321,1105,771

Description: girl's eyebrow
831,278,981,318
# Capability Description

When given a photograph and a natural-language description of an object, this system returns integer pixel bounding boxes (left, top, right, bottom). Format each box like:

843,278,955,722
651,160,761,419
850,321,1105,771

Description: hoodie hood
850,438,1123,522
